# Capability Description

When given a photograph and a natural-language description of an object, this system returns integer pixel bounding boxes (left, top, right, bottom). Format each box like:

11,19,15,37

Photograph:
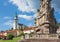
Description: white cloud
18,12,37,20
52,0,60,14
3,20,13,27
8,0,41,21
33,13,37,18
3,16,12,19
9,0,36,12
59,19,60,22
3,2,7,6
28,24,33,27
9,0,60,13
18,14,33,20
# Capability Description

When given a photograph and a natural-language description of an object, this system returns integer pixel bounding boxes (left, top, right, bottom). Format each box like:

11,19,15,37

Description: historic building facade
13,14,27,30
35,0,57,34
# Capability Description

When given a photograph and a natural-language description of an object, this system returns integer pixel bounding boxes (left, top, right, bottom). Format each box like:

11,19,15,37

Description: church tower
13,14,18,30
35,0,57,34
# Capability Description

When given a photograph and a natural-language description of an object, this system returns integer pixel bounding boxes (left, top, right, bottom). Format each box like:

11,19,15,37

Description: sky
0,0,60,31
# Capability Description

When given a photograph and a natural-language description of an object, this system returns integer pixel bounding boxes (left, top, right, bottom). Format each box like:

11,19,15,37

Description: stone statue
35,0,57,34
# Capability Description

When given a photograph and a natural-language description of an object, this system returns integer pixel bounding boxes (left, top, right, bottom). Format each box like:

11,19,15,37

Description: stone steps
19,39,60,42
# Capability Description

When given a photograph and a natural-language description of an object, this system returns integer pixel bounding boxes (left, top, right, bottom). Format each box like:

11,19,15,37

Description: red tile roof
24,27,35,31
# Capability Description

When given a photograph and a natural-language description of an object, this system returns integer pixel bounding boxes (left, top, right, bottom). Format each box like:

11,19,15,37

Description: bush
0,37,2,40
19,32,25,37
7,34,14,40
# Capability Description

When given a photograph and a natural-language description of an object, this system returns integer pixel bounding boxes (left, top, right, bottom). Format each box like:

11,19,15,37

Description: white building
13,14,27,30
23,27,35,34
13,14,18,29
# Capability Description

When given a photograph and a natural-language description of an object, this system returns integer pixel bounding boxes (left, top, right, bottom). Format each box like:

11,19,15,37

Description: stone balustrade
23,34,59,39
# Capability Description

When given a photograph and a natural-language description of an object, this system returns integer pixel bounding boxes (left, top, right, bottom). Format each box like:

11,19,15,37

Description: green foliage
57,23,60,26
0,37,21,42
11,28,13,30
7,34,14,39
30,32,34,34
29,32,34,37
0,38,2,40
19,32,25,37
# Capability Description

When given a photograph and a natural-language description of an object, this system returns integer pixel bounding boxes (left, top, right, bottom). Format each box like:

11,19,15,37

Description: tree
19,32,25,37
11,28,13,30
7,33,14,40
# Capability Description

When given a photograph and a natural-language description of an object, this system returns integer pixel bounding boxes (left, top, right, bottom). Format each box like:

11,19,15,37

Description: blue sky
0,0,60,31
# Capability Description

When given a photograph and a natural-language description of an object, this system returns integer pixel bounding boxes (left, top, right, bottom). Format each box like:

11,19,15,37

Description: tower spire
15,12,17,17
13,12,18,30
14,12,18,20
